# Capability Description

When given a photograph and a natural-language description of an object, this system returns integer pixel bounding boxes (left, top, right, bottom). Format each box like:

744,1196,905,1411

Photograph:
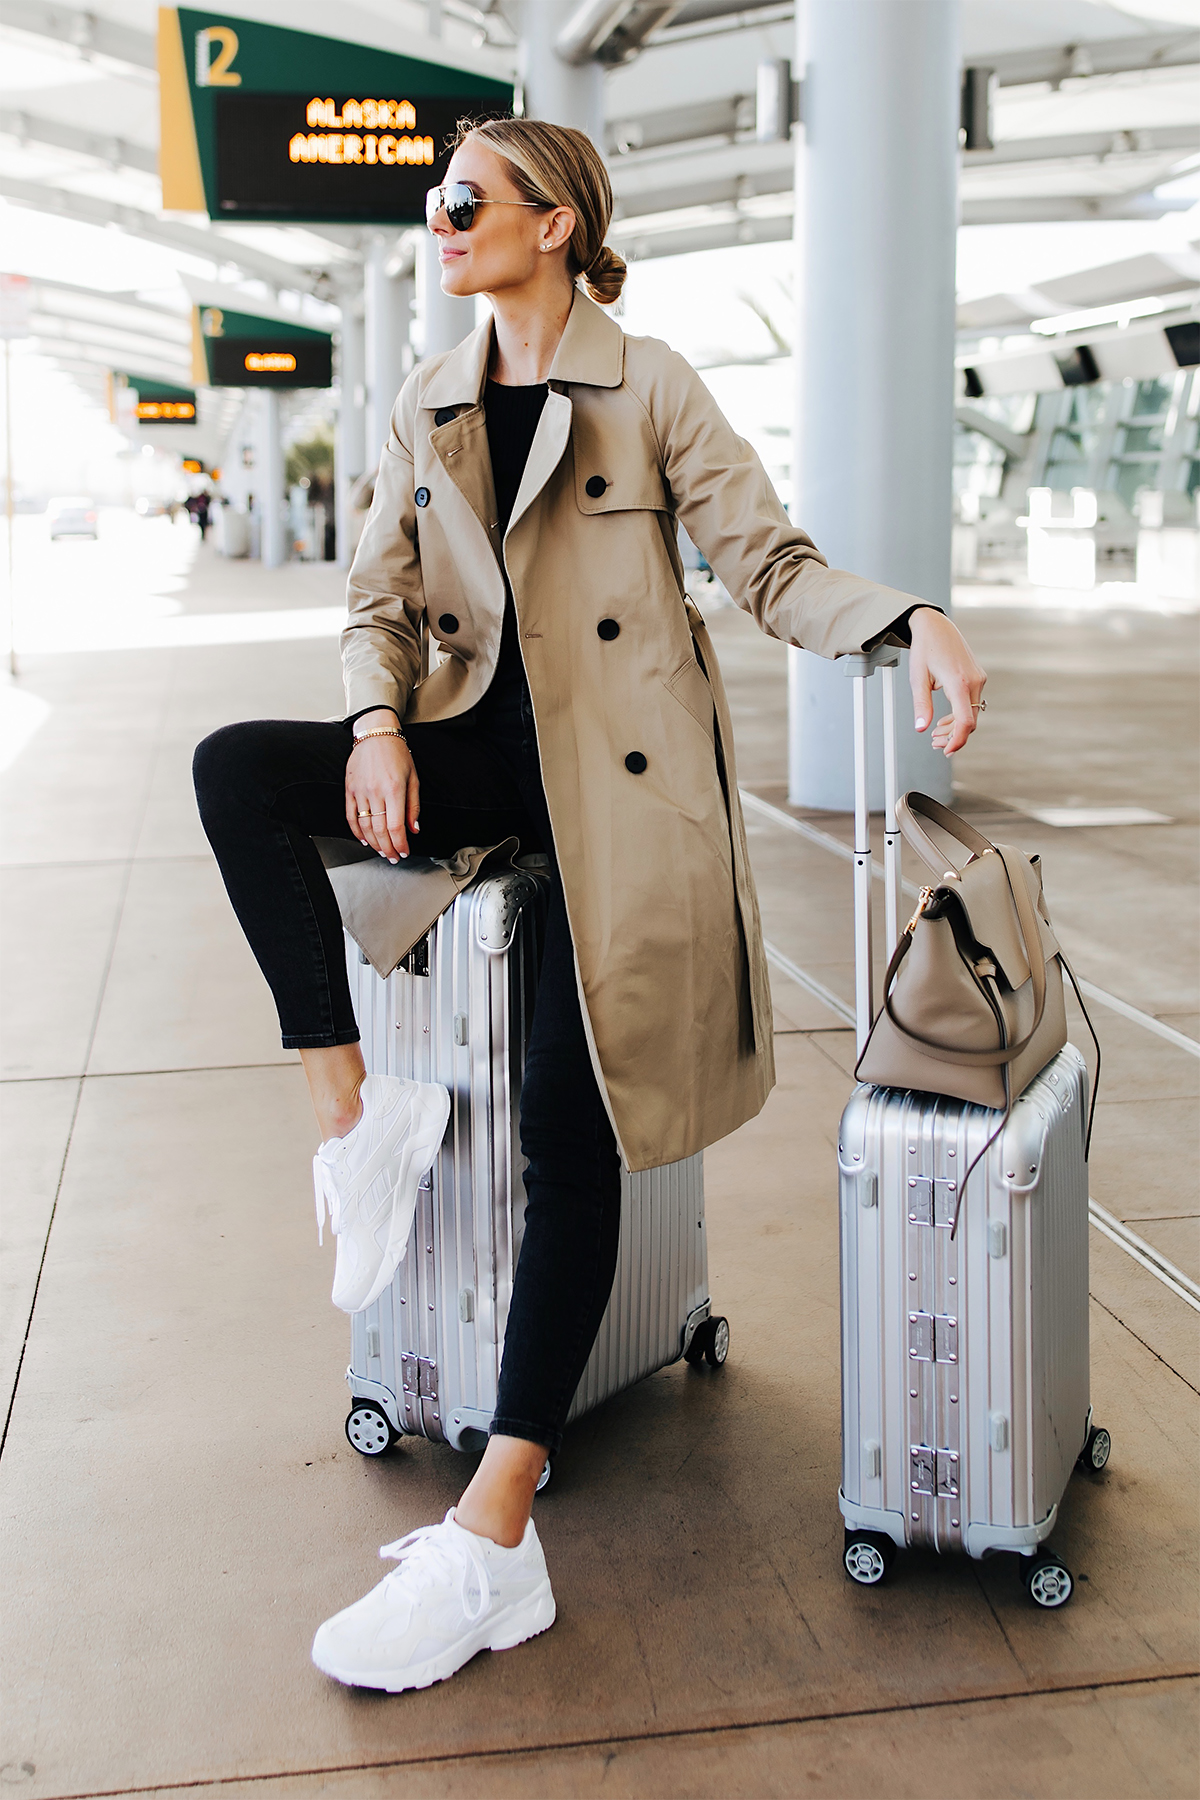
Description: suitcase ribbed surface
346,870,708,1449
838,1045,1091,1559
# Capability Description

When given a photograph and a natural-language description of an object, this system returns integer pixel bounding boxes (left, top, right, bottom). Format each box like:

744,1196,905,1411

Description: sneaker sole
311,1580,556,1692
332,1082,451,1315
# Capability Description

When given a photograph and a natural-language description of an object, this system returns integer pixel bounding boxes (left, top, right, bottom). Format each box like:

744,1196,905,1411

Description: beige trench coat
344,290,922,1172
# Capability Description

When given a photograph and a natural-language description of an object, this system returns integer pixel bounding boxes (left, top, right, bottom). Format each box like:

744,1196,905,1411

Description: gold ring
356,809,371,817
972,700,987,712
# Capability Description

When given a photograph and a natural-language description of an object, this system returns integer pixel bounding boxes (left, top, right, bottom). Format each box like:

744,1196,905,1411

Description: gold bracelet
353,726,405,745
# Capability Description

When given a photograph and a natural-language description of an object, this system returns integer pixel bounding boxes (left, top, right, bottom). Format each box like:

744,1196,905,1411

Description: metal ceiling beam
556,0,682,65
0,176,340,295
27,310,191,368
612,185,1194,263
25,273,192,336
0,0,156,74
0,108,158,176
965,122,1200,167
983,28,1199,88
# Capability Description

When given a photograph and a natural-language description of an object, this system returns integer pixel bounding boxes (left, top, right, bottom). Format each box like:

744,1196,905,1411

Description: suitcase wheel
345,1401,396,1457
1022,1550,1074,1609
685,1315,730,1369
843,1530,896,1586
1077,1423,1111,1473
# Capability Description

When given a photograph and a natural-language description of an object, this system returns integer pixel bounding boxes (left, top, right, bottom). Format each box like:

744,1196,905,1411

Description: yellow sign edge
158,8,207,213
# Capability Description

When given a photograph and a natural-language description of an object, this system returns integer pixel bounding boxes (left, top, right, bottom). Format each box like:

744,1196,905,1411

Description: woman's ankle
455,1436,548,1547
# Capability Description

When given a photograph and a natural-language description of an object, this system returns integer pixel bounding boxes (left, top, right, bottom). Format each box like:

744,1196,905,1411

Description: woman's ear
542,205,576,254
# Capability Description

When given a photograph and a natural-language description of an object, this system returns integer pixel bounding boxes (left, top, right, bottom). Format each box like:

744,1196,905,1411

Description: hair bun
582,243,626,307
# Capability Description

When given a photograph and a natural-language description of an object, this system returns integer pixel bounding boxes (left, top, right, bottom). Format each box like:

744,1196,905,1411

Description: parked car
47,496,99,540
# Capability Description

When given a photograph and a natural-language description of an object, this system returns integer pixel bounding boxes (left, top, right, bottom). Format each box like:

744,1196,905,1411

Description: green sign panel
114,372,198,421
159,8,511,224
192,305,333,388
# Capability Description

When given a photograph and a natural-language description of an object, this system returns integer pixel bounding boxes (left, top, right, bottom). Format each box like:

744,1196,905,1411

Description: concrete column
516,0,605,139
789,0,958,809
364,234,413,472
417,233,476,362
259,386,285,569
335,290,366,569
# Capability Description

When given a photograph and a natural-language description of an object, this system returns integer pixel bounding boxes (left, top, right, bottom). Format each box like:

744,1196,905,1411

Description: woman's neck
487,280,575,386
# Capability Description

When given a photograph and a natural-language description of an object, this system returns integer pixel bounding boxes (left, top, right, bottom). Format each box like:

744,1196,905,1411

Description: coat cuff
344,702,402,730
861,603,944,653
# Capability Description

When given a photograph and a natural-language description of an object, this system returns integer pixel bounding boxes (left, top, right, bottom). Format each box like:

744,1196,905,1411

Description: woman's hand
908,607,987,756
345,713,420,862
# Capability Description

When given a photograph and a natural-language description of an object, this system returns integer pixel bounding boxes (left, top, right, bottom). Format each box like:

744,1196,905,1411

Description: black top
485,379,548,697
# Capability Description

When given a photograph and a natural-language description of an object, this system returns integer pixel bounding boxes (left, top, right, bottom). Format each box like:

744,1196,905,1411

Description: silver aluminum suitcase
340,861,726,1475
835,650,1109,1608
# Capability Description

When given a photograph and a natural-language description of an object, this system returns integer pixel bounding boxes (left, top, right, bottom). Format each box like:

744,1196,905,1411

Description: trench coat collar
419,289,624,411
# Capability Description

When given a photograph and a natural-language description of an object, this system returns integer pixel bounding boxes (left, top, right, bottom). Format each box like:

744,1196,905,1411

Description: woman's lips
439,248,467,262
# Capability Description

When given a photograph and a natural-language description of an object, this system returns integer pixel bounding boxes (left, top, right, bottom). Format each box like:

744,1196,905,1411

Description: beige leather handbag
855,794,1097,1132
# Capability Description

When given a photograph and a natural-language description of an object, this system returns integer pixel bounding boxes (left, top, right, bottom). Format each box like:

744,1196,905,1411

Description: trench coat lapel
505,291,624,538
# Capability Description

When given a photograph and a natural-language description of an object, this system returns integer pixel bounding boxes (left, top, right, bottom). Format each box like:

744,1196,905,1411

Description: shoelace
377,1522,493,1625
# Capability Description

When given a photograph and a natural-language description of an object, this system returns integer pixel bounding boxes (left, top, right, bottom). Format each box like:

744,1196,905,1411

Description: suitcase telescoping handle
843,648,904,1056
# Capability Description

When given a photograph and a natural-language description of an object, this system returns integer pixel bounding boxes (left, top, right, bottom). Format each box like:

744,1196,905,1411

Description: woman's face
430,136,575,299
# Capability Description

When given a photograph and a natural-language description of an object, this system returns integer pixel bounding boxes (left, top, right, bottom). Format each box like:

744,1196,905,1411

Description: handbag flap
945,848,1059,989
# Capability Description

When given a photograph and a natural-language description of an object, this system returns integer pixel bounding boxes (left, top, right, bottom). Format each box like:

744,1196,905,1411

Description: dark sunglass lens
445,184,475,230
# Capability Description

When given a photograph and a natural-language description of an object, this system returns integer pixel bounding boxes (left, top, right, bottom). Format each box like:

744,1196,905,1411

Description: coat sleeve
341,374,426,720
637,342,929,660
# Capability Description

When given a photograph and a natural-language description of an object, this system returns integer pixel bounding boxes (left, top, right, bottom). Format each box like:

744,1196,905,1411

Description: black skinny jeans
192,675,621,1455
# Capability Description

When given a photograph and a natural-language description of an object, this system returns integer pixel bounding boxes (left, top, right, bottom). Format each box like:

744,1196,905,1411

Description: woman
193,117,985,1696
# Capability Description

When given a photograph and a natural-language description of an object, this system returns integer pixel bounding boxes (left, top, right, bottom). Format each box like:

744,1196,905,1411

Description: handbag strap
898,790,993,874
872,843,1049,1070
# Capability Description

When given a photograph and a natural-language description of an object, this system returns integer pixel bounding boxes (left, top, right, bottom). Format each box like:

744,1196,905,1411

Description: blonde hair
454,116,627,306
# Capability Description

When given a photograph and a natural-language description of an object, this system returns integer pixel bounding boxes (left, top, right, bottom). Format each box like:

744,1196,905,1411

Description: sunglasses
425,182,547,232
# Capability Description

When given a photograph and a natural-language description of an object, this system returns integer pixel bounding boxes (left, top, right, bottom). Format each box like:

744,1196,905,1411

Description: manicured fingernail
389,857,399,865
400,851,408,859
411,821,420,832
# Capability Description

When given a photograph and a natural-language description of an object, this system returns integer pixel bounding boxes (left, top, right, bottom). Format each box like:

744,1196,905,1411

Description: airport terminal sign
159,9,511,223
192,307,333,388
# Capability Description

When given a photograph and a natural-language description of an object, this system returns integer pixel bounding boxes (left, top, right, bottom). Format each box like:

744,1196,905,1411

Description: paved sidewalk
1,524,1196,1797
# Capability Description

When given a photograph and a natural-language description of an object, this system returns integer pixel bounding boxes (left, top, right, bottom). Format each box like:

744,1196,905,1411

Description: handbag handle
898,790,993,874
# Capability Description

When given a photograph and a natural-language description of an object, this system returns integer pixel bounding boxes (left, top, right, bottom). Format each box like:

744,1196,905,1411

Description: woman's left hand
908,607,988,755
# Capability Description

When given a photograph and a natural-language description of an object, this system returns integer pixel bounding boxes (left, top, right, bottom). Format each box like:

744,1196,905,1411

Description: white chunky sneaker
313,1073,450,1314
311,1510,556,1692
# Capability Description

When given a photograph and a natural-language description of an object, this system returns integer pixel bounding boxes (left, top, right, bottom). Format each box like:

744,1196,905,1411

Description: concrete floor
1,520,1196,1797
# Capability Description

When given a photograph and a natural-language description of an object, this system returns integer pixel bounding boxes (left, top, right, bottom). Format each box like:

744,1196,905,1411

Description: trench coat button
624,751,647,774
438,613,459,634
585,475,608,499
415,487,430,507
433,408,456,426
597,618,620,640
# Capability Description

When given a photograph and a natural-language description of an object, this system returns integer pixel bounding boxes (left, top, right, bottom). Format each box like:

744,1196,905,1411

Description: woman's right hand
345,714,420,863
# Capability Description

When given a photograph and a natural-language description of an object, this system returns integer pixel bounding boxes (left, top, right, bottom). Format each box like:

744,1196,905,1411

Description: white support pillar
517,0,605,139
364,234,413,473
417,233,476,363
789,0,958,810
259,387,285,569
336,289,365,569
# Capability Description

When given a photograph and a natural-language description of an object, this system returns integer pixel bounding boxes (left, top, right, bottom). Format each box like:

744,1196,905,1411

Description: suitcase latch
908,1311,958,1363
907,1176,957,1227
910,1446,936,1494
910,1446,959,1497
936,1449,960,1497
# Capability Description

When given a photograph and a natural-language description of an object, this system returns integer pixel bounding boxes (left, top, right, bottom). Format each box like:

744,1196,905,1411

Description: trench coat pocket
314,836,519,976
664,654,716,740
